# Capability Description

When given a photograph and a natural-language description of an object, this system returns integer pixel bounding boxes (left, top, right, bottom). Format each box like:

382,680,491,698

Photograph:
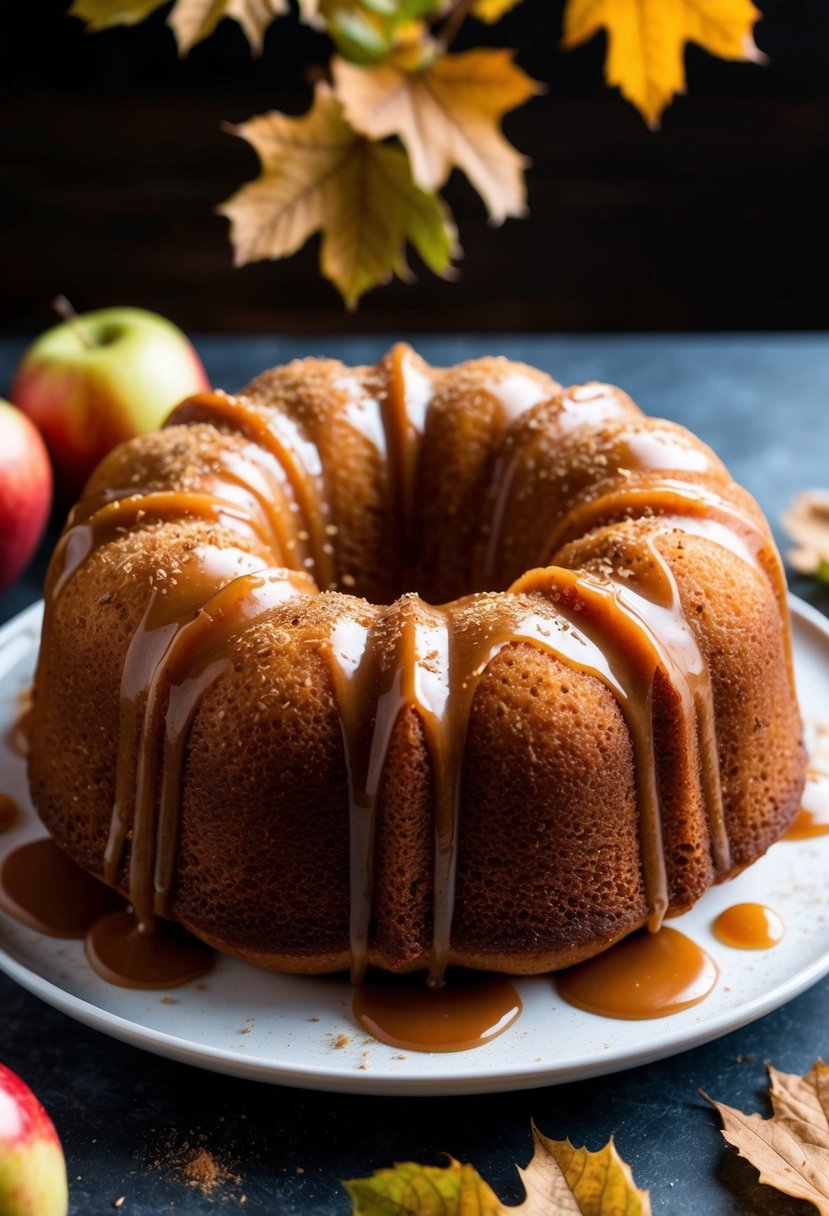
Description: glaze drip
168,390,334,587
110,567,316,929
40,348,800,984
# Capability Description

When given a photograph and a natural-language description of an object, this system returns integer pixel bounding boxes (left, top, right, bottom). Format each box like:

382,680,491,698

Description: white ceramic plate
1,599,828,1096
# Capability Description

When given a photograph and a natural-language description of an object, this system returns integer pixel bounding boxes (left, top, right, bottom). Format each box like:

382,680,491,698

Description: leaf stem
436,0,475,52
52,294,95,350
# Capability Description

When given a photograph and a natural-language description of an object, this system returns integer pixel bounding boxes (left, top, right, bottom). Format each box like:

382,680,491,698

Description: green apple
0,399,53,592
0,1063,68,1216
11,306,209,501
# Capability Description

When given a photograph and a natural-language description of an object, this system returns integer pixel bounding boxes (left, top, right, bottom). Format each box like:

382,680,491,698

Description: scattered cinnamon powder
183,1148,234,1192
144,1130,242,1199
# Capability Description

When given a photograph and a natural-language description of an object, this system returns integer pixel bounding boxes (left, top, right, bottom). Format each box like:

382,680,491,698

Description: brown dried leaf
344,1124,650,1216
169,0,287,53
518,1127,651,1216
784,490,829,578
333,47,541,223
70,0,287,50
562,0,764,128
219,84,458,308
707,1060,829,1213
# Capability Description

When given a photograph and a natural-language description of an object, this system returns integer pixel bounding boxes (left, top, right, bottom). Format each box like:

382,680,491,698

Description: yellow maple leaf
333,48,540,224
472,0,524,23
707,1060,829,1214
218,85,458,308
562,0,764,128
69,0,286,51
344,1124,651,1216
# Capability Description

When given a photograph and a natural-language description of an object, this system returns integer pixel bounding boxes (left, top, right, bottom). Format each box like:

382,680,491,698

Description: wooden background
2,0,829,334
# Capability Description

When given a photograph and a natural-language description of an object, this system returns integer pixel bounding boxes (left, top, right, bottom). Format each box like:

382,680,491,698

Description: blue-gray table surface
1,334,827,1215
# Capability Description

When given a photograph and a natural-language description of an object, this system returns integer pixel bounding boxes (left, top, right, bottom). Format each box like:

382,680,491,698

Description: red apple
11,305,209,502
0,399,53,592
0,1063,68,1216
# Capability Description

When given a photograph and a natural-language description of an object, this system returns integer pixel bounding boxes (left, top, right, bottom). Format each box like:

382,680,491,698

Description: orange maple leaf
333,48,541,224
562,0,764,128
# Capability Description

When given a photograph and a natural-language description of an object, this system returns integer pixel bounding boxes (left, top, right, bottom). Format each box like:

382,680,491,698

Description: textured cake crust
28,347,805,976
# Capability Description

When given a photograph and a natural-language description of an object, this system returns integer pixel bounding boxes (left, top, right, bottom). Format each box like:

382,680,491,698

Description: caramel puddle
556,927,718,1019
0,794,19,833
784,771,829,840
0,838,122,937
353,971,521,1052
712,903,784,950
85,910,214,990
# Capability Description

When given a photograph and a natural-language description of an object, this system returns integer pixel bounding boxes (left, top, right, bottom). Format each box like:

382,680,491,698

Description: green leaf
346,1158,502,1216
321,0,443,62
68,0,169,31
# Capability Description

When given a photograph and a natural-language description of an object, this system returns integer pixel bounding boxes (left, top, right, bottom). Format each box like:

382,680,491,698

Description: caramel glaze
556,927,718,1019
85,909,212,990
784,770,829,840
0,838,122,937
6,704,32,759
0,794,19,833
712,903,784,950
42,343,799,988
0,837,213,988
353,971,521,1052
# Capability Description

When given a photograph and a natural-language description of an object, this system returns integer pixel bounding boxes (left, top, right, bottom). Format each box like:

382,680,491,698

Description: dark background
2,0,829,335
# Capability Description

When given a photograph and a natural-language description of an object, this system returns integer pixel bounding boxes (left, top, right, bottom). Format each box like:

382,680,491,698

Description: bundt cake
27,344,805,984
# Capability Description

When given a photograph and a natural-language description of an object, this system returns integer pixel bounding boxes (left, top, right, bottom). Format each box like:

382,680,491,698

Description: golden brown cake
27,344,805,983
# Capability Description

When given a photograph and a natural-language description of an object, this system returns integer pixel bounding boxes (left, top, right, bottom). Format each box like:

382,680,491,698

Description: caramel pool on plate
784,770,829,840
712,903,784,949
353,972,522,1052
556,927,718,1020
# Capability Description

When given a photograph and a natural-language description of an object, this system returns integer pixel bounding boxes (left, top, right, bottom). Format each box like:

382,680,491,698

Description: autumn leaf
344,1123,651,1216
169,0,287,53
706,1060,829,1213
334,48,540,224
69,0,168,30
218,84,458,308
562,0,764,128
472,0,524,23
783,491,829,581
70,0,287,51
312,0,443,62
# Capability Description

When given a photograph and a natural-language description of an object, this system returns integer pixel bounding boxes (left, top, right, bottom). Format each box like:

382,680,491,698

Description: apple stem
52,294,96,350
